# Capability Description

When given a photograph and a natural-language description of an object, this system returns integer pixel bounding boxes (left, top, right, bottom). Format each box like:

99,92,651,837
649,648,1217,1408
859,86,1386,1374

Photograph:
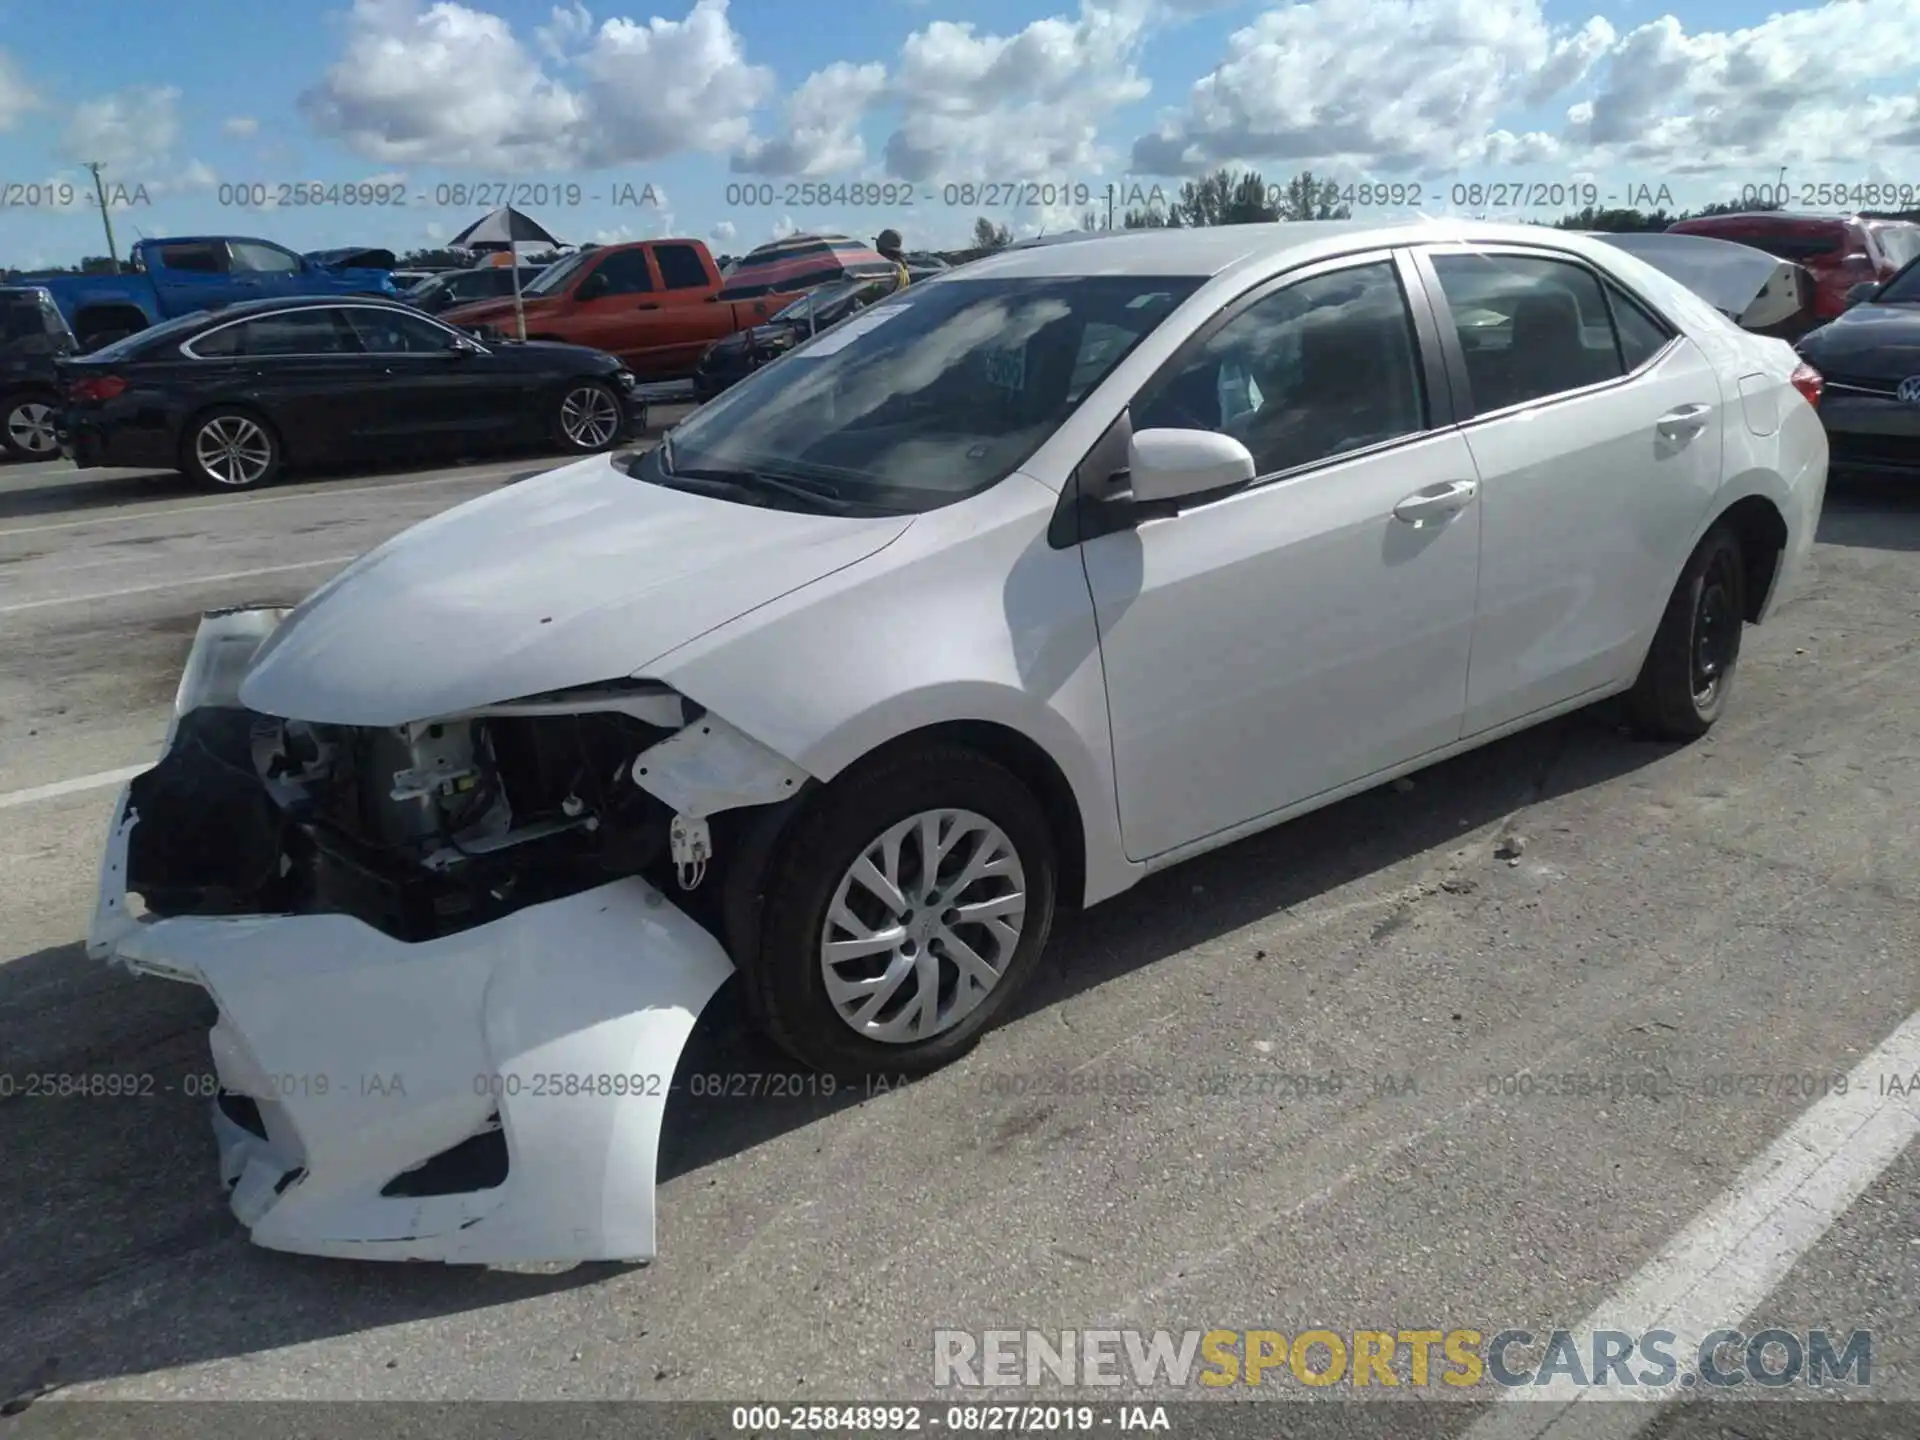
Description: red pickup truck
442,238,800,381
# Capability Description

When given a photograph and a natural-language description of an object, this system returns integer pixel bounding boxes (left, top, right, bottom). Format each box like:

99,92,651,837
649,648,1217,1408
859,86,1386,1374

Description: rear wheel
2,391,59,460
1626,523,1747,739
182,408,281,491
553,379,623,453
743,745,1058,1079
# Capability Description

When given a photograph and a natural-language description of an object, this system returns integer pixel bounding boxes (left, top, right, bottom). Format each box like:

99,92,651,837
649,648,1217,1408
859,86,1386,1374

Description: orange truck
441,238,799,381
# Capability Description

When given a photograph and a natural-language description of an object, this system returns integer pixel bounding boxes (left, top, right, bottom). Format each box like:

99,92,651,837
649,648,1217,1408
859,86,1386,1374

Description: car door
182,307,369,459
644,241,732,375
338,306,526,448
1410,244,1726,736
1079,252,1483,861
563,250,661,367
225,241,313,302
148,240,234,315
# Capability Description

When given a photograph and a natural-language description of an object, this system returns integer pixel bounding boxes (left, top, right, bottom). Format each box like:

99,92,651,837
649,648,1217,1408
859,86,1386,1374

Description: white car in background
88,219,1828,1265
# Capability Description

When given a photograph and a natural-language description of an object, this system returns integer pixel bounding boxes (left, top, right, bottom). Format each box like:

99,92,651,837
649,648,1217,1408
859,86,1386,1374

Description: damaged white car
89,221,1827,1264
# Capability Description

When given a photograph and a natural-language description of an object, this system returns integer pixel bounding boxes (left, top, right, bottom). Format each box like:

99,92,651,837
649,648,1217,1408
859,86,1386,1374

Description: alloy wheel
560,386,619,448
819,808,1028,1044
6,401,57,457
194,416,273,487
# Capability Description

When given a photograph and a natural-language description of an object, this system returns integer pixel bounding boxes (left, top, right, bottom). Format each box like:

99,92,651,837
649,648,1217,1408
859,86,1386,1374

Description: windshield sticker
793,305,907,357
982,345,1026,391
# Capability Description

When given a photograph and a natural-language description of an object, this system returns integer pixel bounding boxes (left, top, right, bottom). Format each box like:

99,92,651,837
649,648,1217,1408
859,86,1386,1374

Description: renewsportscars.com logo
932,1328,1872,1392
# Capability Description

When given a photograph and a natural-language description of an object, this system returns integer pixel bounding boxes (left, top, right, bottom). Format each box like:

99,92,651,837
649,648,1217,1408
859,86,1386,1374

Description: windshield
523,252,592,296
1875,258,1920,304
653,274,1201,514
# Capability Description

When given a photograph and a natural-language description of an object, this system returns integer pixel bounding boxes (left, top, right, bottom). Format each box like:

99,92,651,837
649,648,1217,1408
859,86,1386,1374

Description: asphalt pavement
1,441,1917,1433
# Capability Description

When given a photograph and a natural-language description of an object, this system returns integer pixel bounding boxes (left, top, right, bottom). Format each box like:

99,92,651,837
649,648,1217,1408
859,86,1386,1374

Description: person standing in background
876,229,911,290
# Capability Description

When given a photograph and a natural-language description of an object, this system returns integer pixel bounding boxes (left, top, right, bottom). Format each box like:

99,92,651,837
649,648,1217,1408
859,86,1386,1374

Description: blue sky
1,0,1914,270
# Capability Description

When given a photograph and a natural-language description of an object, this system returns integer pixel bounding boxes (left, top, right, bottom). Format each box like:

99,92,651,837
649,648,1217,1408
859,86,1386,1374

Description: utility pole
87,162,121,273
1105,183,1115,232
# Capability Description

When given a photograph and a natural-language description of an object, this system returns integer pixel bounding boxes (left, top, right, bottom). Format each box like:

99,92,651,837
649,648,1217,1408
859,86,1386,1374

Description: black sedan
2,285,79,460
693,273,901,399
1796,261,1920,475
56,296,644,490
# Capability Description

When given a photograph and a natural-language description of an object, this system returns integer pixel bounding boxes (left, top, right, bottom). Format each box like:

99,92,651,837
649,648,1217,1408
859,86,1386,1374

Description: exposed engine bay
128,701,682,941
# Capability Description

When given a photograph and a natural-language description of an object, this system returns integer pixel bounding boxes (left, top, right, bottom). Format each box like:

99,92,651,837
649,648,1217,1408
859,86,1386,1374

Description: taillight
68,374,127,402
1790,360,1823,410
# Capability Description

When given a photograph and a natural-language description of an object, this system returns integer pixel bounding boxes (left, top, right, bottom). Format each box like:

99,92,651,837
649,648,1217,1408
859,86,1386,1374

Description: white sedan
88,219,1828,1265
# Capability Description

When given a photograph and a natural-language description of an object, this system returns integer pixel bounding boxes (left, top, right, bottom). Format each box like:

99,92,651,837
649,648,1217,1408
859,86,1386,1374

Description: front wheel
1626,523,1747,739
2,392,59,460
182,408,281,491
553,379,623,453
744,746,1059,1079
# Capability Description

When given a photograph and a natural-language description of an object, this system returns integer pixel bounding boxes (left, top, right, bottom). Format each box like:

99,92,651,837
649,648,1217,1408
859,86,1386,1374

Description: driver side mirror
577,271,609,301
446,335,481,357
1845,281,1881,308
1127,428,1257,505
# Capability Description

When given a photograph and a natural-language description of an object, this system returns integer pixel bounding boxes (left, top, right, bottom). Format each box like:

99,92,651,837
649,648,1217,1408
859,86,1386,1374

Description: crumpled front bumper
86,607,735,1264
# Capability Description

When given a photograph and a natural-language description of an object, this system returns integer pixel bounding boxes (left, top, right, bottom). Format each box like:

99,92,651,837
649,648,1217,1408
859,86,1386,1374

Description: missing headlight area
127,702,684,941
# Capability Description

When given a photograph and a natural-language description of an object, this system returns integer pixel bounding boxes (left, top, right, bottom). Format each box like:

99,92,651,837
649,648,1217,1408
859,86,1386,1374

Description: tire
180,407,282,491
744,744,1059,1079
552,379,623,453
2,390,60,460
1625,523,1747,740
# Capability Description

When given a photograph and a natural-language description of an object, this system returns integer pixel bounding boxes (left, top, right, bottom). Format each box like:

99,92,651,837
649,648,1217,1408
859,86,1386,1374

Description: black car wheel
743,744,1059,1080
2,391,60,460
553,380,623,453
182,408,282,491
1626,522,1747,739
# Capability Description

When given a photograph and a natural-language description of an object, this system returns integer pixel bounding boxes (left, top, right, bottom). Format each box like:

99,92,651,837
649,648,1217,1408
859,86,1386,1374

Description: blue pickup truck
25,237,400,349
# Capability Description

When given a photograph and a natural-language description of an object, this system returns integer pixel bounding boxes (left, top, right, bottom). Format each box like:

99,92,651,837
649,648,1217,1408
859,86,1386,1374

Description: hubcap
194,416,272,487
1690,550,1739,706
819,808,1028,1044
560,386,618,448
6,401,57,456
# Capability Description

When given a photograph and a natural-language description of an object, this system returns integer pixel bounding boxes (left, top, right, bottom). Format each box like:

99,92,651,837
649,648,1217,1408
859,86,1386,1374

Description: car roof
1670,212,1860,233
187,295,421,323
953,218,1644,279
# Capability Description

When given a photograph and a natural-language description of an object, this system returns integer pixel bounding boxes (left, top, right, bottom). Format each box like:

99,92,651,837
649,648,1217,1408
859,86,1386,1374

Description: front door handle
1393,479,1478,525
1657,403,1712,439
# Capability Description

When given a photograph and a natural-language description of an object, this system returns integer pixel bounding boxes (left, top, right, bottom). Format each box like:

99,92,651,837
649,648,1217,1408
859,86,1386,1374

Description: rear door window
191,310,360,357
1427,252,1627,412
654,244,711,290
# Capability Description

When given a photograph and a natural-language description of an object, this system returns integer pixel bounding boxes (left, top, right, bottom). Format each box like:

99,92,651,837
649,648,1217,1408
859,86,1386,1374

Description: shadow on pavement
0,699,1668,1404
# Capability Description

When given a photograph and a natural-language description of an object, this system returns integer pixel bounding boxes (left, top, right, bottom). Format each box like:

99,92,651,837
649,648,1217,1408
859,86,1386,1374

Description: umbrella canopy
717,233,896,300
445,206,562,250
444,207,561,340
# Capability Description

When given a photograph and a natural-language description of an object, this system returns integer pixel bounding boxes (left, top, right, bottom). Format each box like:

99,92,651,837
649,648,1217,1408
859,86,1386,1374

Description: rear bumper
1817,392,1920,473
87,607,735,1264
57,415,175,470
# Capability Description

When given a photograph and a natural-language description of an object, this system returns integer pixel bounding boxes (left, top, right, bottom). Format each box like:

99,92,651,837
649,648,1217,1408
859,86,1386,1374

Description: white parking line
1462,1008,1920,1439
0,555,356,615
0,762,149,810
0,465,532,540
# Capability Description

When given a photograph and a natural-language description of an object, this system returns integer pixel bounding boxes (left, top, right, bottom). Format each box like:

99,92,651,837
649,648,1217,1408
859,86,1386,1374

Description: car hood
1797,305,1920,376
238,455,913,726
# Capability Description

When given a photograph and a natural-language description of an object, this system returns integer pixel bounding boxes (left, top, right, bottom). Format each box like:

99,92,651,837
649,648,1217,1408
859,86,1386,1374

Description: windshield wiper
669,463,872,513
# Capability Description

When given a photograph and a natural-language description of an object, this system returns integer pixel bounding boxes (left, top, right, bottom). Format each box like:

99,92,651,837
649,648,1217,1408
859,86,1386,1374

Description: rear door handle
1393,479,1478,524
636,301,659,310
1657,403,1712,438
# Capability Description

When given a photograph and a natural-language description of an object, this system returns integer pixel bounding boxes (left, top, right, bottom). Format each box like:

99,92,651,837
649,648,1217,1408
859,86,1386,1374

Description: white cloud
769,213,797,239
62,85,183,172
711,218,738,241
300,0,771,170
0,49,39,130
733,61,887,176
1132,0,1920,182
883,3,1151,182
223,115,260,138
